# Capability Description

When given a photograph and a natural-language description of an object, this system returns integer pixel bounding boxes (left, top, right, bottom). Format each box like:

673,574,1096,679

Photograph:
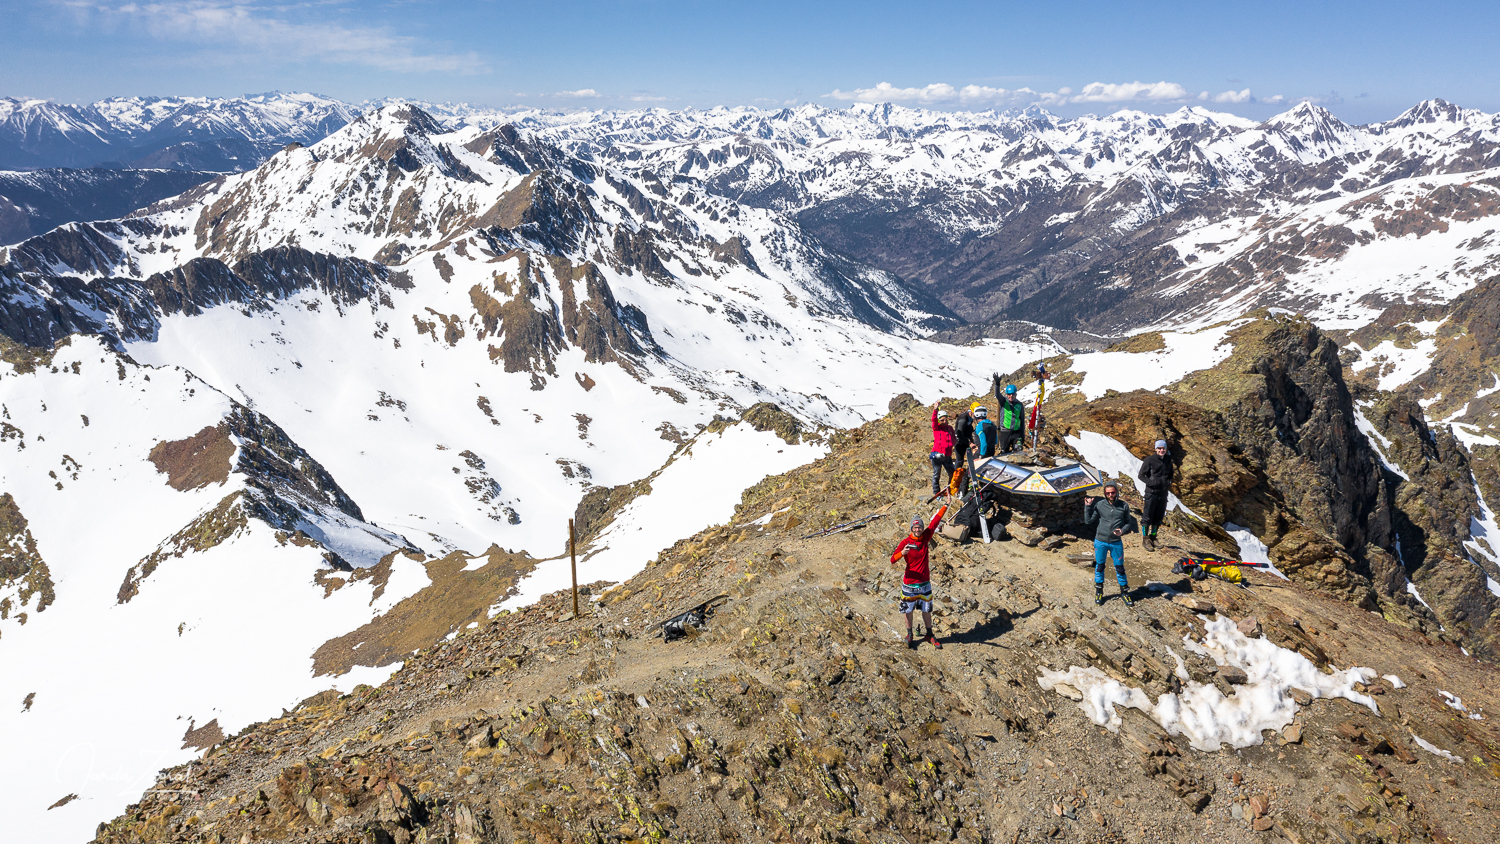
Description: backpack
976,419,999,456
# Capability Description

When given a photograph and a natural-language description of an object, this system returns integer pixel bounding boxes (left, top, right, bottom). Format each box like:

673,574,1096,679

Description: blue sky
4,0,1497,122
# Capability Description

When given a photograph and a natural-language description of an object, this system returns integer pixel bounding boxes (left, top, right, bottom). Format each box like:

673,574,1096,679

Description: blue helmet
1004,384,1017,396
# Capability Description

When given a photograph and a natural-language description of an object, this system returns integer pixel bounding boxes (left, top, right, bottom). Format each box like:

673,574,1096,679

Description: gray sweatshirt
1083,496,1139,543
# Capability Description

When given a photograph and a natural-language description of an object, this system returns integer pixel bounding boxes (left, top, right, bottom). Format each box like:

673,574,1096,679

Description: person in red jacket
890,504,948,649
929,402,956,497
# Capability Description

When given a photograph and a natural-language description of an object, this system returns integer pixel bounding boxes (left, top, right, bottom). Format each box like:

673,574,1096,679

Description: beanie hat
911,517,923,532
1154,439,1168,449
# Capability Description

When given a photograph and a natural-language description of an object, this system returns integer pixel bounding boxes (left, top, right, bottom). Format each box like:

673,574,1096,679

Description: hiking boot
1094,591,1105,606
1143,535,1155,552
927,634,943,650
1121,594,1135,608
906,631,917,650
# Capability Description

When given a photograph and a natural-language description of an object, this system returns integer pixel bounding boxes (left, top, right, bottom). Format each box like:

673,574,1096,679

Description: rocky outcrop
0,492,53,631
1359,393,1499,657
1033,315,1393,605
0,246,404,349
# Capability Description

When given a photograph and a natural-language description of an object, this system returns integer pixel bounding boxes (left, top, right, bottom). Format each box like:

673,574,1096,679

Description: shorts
899,580,934,614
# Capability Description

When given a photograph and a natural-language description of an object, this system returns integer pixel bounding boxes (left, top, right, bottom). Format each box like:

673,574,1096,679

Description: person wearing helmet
929,402,956,497
992,374,1027,455
952,404,976,494
973,404,999,458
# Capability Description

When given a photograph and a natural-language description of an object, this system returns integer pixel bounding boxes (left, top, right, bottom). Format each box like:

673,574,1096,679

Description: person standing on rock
890,504,949,649
1084,483,1138,606
1137,439,1174,551
929,402,957,497
992,375,1027,455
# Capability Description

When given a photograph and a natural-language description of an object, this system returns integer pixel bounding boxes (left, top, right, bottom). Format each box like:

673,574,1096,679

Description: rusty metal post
569,518,579,617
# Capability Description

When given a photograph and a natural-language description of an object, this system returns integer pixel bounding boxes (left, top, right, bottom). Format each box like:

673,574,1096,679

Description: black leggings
999,428,1023,454
1142,489,1169,531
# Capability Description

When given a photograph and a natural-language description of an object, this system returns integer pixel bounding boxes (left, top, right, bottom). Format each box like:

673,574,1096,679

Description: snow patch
1412,734,1462,762
1224,522,1288,580
1039,617,1379,752
1062,322,1241,401
1351,339,1438,391
500,424,826,611
1439,690,1485,720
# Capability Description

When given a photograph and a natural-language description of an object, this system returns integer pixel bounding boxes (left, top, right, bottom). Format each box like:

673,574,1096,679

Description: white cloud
1262,95,1287,104
628,94,670,103
1299,92,1345,106
554,89,602,99
1213,88,1253,103
69,1,486,74
824,79,1260,109
1068,81,1192,103
825,81,1062,108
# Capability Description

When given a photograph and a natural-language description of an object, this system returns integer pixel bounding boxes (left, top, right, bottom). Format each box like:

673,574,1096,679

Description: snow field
500,422,827,613
0,337,430,843
1039,617,1380,752
1057,320,1242,402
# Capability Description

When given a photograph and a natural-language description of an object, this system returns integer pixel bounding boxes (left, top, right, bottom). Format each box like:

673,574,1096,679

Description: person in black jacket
952,406,976,495
1136,439,1174,551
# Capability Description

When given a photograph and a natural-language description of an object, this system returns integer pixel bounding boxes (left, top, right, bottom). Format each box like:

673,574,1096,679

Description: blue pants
1094,539,1128,590
929,453,955,494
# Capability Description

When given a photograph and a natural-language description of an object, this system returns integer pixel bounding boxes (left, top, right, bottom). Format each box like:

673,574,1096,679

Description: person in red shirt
890,504,948,649
929,402,956,497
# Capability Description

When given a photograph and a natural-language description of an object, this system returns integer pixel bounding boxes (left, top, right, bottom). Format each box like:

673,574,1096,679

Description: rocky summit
89,363,1499,844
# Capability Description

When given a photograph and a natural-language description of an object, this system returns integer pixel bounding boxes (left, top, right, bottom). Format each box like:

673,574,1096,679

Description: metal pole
569,518,579,617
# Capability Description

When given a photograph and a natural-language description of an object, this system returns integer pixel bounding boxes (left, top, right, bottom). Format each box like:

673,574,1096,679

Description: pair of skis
800,513,886,539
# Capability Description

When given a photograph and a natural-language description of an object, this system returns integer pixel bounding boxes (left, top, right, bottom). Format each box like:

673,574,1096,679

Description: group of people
890,378,1177,646
927,373,1029,498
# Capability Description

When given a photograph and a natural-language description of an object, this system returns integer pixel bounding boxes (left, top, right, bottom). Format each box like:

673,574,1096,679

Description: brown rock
1217,665,1249,685
1282,723,1302,744
1172,595,1216,614
1249,794,1269,817
1237,616,1262,637
1011,524,1047,547
1182,791,1210,812
1287,688,1313,706
1335,721,1369,743
1253,816,1274,832
1386,735,1417,764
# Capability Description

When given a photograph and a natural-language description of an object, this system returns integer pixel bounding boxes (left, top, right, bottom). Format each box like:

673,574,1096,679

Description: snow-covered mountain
0,103,1045,841
8,93,1500,336
484,99,1500,334
0,92,354,170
